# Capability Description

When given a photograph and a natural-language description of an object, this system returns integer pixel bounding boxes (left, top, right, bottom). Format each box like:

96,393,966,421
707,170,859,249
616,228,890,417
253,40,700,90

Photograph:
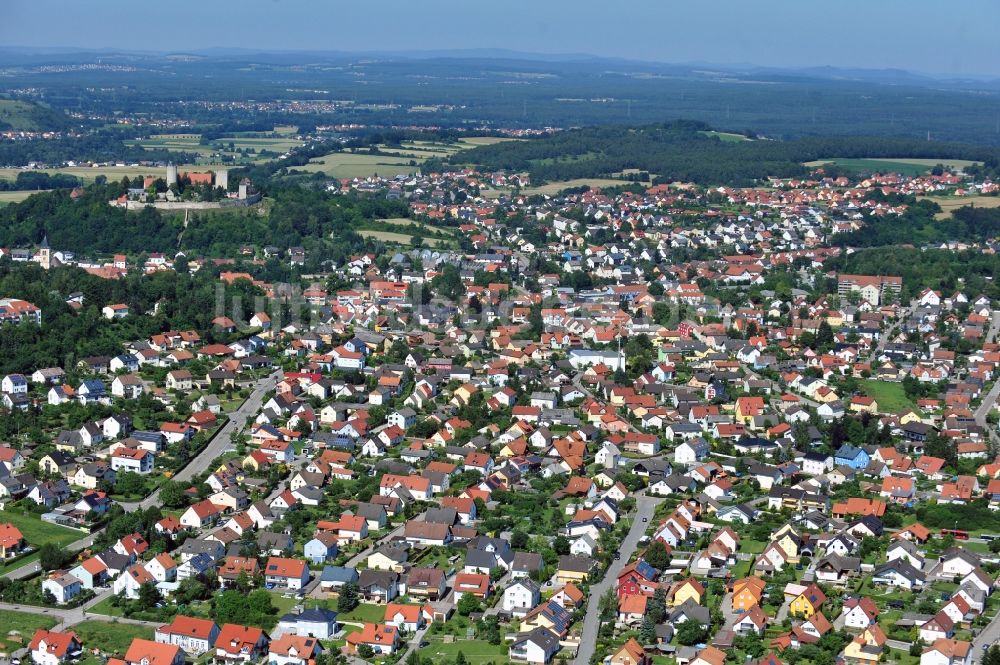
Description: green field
700,130,751,142
298,151,421,179
73,620,154,658
519,177,631,196
0,510,82,575
357,229,454,248
418,637,509,665
860,379,917,413
0,191,43,205
86,595,124,618
0,609,58,654
0,509,84,546
805,157,980,176
338,603,389,625
0,99,50,131
0,164,202,185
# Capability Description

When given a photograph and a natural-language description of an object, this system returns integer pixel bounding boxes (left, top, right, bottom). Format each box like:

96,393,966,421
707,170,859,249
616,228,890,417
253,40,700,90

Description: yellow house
849,396,878,414
669,578,705,607
841,626,886,665
367,550,407,572
731,577,766,612
734,396,766,424
789,583,827,618
556,557,594,585
898,410,925,425
772,527,801,562
813,386,841,403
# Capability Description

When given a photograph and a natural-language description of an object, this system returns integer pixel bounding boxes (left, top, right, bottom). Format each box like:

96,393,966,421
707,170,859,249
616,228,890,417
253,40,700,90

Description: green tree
644,540,671,571
159,480,189,508
338,581,360,612
457,593,481,616
39,542,67,571
676,620,707,646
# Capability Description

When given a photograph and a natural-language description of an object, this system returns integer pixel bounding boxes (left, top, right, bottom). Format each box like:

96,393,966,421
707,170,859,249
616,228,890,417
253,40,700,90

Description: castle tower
214,169,229,191
166,163,178,187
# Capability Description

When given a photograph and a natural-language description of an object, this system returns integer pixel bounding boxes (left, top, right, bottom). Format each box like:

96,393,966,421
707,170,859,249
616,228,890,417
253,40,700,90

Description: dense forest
0,262,263,374
0,185,182,253
7,53,1000,144
0,181,410,263
832,201,1000,248
450,121,1000,186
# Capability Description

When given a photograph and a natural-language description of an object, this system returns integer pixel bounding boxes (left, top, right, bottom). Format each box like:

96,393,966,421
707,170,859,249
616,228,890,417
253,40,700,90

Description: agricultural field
0,190,44,206
927,194,1000,219
804,157,981,175
357,229,453,248
0,164,194,185
125,133,302,164
519,177,632,196
700,130,751,142
297,151,421,179
0,609,58,654
457,136,517,147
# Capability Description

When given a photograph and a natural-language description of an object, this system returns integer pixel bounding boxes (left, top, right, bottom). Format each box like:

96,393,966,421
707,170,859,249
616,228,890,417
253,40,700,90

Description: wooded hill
450,121,1000,187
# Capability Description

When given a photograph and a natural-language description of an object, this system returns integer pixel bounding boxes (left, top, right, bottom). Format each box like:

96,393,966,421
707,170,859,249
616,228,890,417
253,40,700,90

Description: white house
111,448,154,474
41,574,83,604
29,629,83,665
920,639,971,665
155,616,220,656
674,438,710,465
502,579,541,616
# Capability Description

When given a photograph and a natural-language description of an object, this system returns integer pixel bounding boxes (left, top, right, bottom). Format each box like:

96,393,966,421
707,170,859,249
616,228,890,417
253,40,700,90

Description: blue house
304,534,340,565
834,445,870,470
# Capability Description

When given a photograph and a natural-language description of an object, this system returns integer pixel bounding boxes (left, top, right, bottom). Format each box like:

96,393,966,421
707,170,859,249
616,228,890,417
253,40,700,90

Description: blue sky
4,0,999,77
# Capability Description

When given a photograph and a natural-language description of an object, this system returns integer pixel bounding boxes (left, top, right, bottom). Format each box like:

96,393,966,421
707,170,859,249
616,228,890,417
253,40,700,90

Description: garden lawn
0,509,83,548
418,637,509,665
339,603,388,625
860,380,916,413
73,621,154,657
0,609,58,653
86,595,124,618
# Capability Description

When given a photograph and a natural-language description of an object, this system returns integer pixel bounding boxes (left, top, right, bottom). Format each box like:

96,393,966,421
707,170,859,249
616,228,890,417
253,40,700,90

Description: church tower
37,235,51,270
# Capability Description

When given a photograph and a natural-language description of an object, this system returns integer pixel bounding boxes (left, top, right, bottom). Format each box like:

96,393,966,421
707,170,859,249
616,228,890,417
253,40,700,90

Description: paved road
971,596,1000,660
345,522,408,569
987,311,1000,345
0,587,118,629
120,369,282,512
872,306,910,360
572,494,661,665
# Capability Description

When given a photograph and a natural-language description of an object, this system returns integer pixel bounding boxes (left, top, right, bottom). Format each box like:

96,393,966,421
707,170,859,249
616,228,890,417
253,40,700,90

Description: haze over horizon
4,0,1000,79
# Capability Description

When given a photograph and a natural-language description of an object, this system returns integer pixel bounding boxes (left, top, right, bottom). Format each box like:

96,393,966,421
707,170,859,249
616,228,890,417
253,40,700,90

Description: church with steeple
34,235,52,270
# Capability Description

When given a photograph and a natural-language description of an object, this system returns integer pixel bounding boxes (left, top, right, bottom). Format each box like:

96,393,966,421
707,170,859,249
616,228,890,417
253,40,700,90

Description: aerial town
1,146,1000,665
3,9,1000,665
